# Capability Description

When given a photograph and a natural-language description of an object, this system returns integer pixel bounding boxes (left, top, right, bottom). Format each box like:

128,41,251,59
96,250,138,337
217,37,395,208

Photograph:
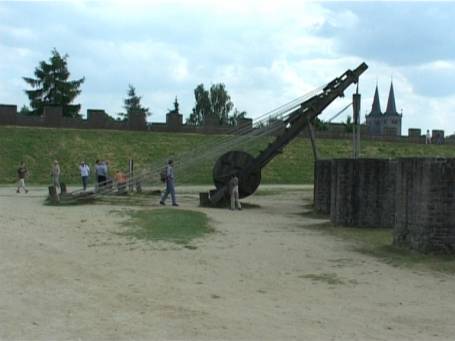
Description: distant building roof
384,81,400,116
368,85,382,116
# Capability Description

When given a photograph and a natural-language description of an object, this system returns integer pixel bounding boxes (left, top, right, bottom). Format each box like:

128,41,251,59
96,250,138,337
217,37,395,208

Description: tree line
21,49,248,127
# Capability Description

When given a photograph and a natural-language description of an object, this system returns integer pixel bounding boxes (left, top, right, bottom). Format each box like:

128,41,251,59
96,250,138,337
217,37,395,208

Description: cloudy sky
1,0,454,134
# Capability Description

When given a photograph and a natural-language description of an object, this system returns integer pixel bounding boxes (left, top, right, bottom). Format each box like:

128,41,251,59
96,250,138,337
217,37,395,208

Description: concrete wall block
329,158,397,228
393,158,455,253
330,159,356,225
314,159,332,214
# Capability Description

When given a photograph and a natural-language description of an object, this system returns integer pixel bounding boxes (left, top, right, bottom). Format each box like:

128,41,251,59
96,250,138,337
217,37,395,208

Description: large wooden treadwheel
212,150,261,199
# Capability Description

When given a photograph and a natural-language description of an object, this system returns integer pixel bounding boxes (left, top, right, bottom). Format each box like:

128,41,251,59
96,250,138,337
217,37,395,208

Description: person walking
16,161,29,194
426,130,432,144
228,174,241,210
79,161,90,191
51,160,61,192
160,160,178,206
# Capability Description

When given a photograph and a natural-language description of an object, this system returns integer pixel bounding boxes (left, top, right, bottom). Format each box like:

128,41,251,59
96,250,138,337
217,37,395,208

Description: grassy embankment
1,125,454,185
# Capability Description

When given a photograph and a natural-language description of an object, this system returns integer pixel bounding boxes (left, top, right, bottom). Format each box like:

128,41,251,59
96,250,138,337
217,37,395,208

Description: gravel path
0,185,454,340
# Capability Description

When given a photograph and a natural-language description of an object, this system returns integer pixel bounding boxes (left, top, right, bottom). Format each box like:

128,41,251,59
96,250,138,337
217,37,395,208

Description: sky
0,0,454,135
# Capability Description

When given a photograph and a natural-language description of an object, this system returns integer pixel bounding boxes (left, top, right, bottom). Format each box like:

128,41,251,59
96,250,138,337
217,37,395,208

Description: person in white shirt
228,174,241,210
51,160,61,192
426,130,432,144
79,161,90,191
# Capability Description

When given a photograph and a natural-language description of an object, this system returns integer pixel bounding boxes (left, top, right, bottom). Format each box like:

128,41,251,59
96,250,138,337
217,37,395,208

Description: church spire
385,81,398,115
369,84,382,115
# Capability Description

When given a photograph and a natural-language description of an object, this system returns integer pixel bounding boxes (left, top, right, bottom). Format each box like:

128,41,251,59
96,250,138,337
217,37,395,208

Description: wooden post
60,182,67,194
48,186,59,203
353,87,361,159
306,118,319,161
128,159,134,192
135,180,142,193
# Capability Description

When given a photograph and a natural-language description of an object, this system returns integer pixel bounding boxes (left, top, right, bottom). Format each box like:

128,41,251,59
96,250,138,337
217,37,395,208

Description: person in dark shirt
16,161,29,194
95,160,107,192
160,160,178,206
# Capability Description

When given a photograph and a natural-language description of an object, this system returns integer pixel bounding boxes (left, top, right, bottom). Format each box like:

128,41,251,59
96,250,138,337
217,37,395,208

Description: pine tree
18,105,32,116
122,85,150,121
23,48,85,117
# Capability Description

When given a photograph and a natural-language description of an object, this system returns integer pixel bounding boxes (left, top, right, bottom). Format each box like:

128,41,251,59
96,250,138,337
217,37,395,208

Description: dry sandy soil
1,185,454,340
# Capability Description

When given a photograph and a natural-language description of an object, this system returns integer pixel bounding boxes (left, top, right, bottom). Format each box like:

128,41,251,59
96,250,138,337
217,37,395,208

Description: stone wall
127,111,147,131
0,104,17,125
87,109,108,129
328,158,397,228
313,159,332,214
0,103,452,144
237,117,254,133
166,111,183,132
16,114,43,126
432,130,445,144
408,128,421,137
43,106,63,127
394,158,455,253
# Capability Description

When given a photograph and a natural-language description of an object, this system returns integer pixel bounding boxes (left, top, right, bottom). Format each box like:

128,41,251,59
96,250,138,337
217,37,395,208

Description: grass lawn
117,208,213,245
305,221,455,274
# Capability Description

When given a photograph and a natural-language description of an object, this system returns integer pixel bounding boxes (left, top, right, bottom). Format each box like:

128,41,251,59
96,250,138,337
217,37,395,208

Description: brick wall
0,104,17,125
43,106,63,127
0,103,453,145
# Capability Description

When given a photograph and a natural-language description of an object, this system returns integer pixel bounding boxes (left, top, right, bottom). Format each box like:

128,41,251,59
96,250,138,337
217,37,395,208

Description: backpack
160,167,167,183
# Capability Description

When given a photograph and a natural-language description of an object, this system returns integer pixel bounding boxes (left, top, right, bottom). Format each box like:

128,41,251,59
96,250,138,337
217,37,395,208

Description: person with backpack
160,159,178,206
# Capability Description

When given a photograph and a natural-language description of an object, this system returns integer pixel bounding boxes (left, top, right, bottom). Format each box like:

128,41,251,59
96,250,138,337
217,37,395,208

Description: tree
313,117,328,131
210,83,233,125
228,109,246,127
122,85,150,121
18,105,32,116
187,84,211,126
23,48,85,118
187,83,236,126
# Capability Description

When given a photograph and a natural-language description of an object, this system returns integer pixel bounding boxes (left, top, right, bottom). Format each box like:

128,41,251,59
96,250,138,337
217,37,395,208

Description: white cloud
0,1,454,134
420,60,455,71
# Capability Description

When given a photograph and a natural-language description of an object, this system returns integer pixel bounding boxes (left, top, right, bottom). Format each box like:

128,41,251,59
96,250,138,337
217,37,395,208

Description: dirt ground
1,185,454,340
